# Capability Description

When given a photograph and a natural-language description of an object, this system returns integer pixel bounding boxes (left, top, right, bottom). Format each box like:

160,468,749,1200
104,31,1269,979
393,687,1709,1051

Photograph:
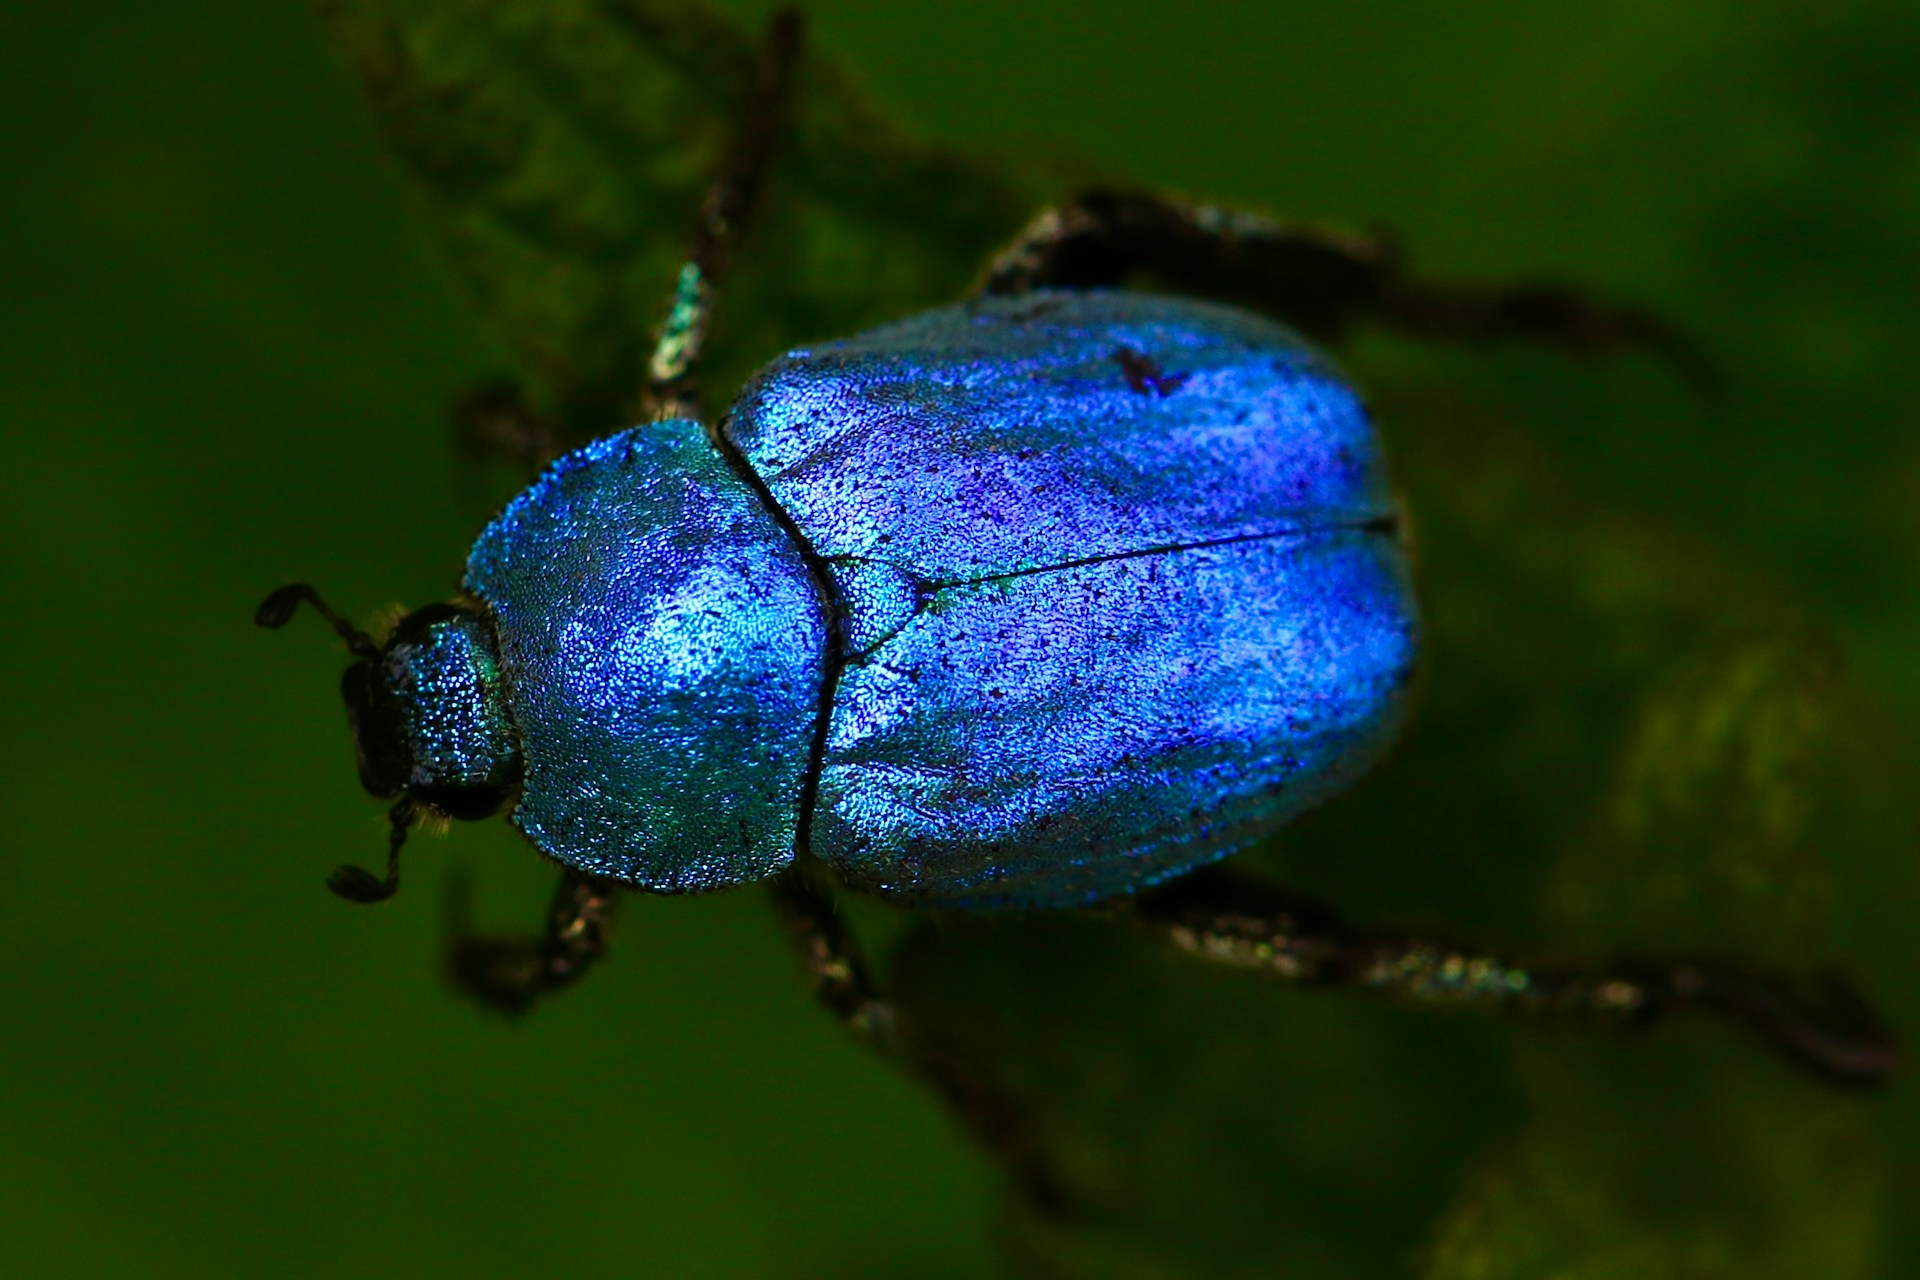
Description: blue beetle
259,14,1894,1184
443,289,1412,910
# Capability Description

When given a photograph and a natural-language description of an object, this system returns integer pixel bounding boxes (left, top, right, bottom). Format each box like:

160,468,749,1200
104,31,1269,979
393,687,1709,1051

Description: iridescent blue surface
726,291,1417,906
464,419,828,891
726,291,1390,576
453,292,1414,904
384,611,518,796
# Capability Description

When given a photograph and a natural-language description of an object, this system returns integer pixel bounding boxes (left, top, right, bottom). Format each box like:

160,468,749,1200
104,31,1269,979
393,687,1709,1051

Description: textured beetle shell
465,420,827,891
725,290,1418,907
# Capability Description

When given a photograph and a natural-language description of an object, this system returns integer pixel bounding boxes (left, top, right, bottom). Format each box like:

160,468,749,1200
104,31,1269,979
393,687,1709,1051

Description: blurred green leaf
310,0,1037,435
1423,1045,1881,1280
1548,633,1845,962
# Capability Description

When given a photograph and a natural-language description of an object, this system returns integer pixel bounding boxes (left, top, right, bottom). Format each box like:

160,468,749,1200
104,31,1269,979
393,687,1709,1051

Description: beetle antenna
255,583,380,660
328,797,415,905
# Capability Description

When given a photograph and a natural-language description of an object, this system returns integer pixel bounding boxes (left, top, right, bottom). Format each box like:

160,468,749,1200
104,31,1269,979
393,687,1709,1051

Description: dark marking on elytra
1112,347,1190,397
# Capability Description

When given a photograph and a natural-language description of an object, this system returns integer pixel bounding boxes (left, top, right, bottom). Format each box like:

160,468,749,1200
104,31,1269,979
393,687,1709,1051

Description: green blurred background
4,1,1919,1276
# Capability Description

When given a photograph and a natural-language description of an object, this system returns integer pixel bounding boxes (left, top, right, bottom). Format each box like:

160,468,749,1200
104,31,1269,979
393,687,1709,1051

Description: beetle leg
984,189,1716,392
770,869,1069,1214
444,869,622,1016
1134,867,1900,1087
642,9,805,422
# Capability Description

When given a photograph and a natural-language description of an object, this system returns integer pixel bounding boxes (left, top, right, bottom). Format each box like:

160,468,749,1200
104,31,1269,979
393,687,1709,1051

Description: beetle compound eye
340,660,410,799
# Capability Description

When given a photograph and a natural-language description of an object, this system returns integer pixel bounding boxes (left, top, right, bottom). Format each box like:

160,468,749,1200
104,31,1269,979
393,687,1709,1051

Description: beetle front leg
984,189,1714,390
444,13,803,461
1135,867,1899,1087
642,8,804,421
445,870,622,1016
770,869,1068,1214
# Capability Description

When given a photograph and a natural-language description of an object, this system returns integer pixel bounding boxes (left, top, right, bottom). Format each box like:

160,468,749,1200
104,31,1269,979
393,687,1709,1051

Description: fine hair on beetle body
256,5,1899,1214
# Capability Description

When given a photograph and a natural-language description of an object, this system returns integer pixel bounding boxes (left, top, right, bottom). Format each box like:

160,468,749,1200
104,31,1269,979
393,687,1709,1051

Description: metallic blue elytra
726,290,1415,905
445,289,1415,906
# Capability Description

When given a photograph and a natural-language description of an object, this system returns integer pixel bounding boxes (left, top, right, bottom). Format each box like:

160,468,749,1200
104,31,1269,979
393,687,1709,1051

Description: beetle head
257,584,522,902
